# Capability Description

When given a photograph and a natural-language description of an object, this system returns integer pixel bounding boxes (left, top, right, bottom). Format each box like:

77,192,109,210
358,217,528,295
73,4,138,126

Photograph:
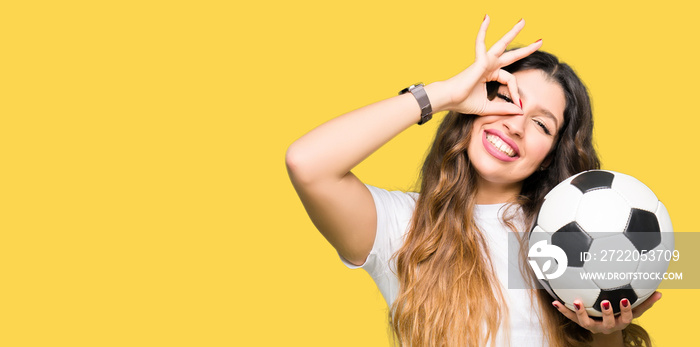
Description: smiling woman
286,15,659,347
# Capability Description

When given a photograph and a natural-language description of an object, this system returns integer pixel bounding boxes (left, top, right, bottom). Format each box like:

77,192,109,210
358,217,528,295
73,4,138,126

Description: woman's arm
286,16,539,265
285,82,453,265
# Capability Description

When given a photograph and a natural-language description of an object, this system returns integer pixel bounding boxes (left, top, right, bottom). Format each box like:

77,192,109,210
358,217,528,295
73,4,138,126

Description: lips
482,129,520,162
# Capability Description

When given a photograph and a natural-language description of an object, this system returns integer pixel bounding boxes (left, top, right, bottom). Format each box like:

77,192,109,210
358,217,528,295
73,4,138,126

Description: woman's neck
474,176,522,204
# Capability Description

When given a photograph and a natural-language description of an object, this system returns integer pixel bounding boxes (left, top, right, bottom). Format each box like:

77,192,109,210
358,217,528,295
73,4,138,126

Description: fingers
487,18,526,56
632,291,662,318
600,301,617,332
493,70,522,110
619,298,634,325
482,101,524,116
554,298,642,335
475,15,490,57
572,300,594,330
499,39,543,67
552,301,578,322
571,300,615,334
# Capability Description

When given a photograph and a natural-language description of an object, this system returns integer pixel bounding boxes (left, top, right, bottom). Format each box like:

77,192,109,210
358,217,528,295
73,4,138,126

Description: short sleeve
338,184,418,305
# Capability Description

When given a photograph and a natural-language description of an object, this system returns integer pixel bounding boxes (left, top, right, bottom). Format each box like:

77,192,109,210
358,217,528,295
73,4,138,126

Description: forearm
286,81,454,184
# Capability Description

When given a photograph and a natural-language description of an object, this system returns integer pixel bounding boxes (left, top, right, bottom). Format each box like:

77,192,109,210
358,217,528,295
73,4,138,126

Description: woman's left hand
552,291,662,334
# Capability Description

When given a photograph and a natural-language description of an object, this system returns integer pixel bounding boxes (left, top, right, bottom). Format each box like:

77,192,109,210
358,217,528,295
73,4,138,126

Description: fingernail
622,299,629,308
574,303,581,311
535,39,542,43
552,302,559,308
603,301,610,310
519,99,523,108
516,18,523,25
484,14,488,21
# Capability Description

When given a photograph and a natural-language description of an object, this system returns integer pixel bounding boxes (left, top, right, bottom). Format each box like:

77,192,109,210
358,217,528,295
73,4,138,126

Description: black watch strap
399,83,433,125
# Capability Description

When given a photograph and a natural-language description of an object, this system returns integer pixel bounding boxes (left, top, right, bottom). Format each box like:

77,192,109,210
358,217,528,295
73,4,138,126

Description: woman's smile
483,128,520,161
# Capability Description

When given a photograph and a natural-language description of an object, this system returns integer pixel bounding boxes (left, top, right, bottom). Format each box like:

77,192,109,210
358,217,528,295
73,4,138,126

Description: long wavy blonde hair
390,51,652,346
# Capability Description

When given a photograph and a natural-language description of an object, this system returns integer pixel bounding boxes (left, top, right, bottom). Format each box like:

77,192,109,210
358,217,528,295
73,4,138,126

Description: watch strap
400,83,433,125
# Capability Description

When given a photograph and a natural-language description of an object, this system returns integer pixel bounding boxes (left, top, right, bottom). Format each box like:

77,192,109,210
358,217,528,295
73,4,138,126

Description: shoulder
365,184,419,215
363,184,418,254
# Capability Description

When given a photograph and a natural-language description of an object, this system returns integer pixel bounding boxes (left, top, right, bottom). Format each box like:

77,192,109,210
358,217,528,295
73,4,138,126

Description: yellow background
1,0,697,346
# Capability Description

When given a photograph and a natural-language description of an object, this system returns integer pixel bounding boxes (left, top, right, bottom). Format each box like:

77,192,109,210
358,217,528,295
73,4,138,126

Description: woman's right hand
436,15,542,116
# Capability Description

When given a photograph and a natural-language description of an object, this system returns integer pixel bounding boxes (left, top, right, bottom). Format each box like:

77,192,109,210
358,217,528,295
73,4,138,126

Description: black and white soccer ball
528,170,674,317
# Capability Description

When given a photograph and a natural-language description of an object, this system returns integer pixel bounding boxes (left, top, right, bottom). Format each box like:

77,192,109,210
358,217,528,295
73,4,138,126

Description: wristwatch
399,83,433,125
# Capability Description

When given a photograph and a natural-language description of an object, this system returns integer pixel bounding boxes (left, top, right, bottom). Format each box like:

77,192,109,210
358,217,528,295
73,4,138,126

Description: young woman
286,16,661,346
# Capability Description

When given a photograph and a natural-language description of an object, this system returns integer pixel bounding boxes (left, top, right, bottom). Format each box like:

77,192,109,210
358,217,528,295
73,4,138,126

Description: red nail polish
484,14,487,21
622,299,629,308
535,39,542,43
552,302,559,308
519,99,523,108
603,302,610,310
574,303,581,311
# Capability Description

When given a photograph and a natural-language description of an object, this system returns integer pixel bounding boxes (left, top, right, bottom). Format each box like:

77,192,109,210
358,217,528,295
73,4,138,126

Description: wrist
591,330,623,347
424,81,454,114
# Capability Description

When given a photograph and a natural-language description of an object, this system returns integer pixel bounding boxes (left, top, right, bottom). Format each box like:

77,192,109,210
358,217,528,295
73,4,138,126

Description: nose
502,115,526,138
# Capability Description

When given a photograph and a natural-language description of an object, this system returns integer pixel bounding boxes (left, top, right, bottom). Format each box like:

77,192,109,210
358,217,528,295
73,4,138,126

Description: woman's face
468,69,566,190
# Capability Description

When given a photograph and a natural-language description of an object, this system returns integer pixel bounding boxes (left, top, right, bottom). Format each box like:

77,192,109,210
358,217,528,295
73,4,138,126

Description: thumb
632,291,662,318
481,102,523,116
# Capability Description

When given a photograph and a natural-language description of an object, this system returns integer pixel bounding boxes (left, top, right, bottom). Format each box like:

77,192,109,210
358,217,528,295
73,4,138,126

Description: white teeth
486,134,516,157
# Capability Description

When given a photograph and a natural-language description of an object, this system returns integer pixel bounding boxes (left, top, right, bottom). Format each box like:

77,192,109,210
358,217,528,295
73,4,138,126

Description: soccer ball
528,170,674,317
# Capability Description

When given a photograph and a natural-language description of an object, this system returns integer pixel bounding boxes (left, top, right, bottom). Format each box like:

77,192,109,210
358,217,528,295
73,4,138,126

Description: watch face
400,83,423,95
409,83,424,91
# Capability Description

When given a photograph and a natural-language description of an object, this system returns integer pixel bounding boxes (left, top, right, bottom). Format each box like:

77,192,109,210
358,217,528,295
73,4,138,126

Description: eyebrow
534,107,560,130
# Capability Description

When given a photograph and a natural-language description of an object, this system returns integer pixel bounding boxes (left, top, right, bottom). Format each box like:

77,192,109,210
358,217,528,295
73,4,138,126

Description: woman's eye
534,119,551,135
496,93,513,104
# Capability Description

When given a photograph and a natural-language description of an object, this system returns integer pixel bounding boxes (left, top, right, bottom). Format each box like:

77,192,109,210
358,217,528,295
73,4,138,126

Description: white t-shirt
340,185,545,347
